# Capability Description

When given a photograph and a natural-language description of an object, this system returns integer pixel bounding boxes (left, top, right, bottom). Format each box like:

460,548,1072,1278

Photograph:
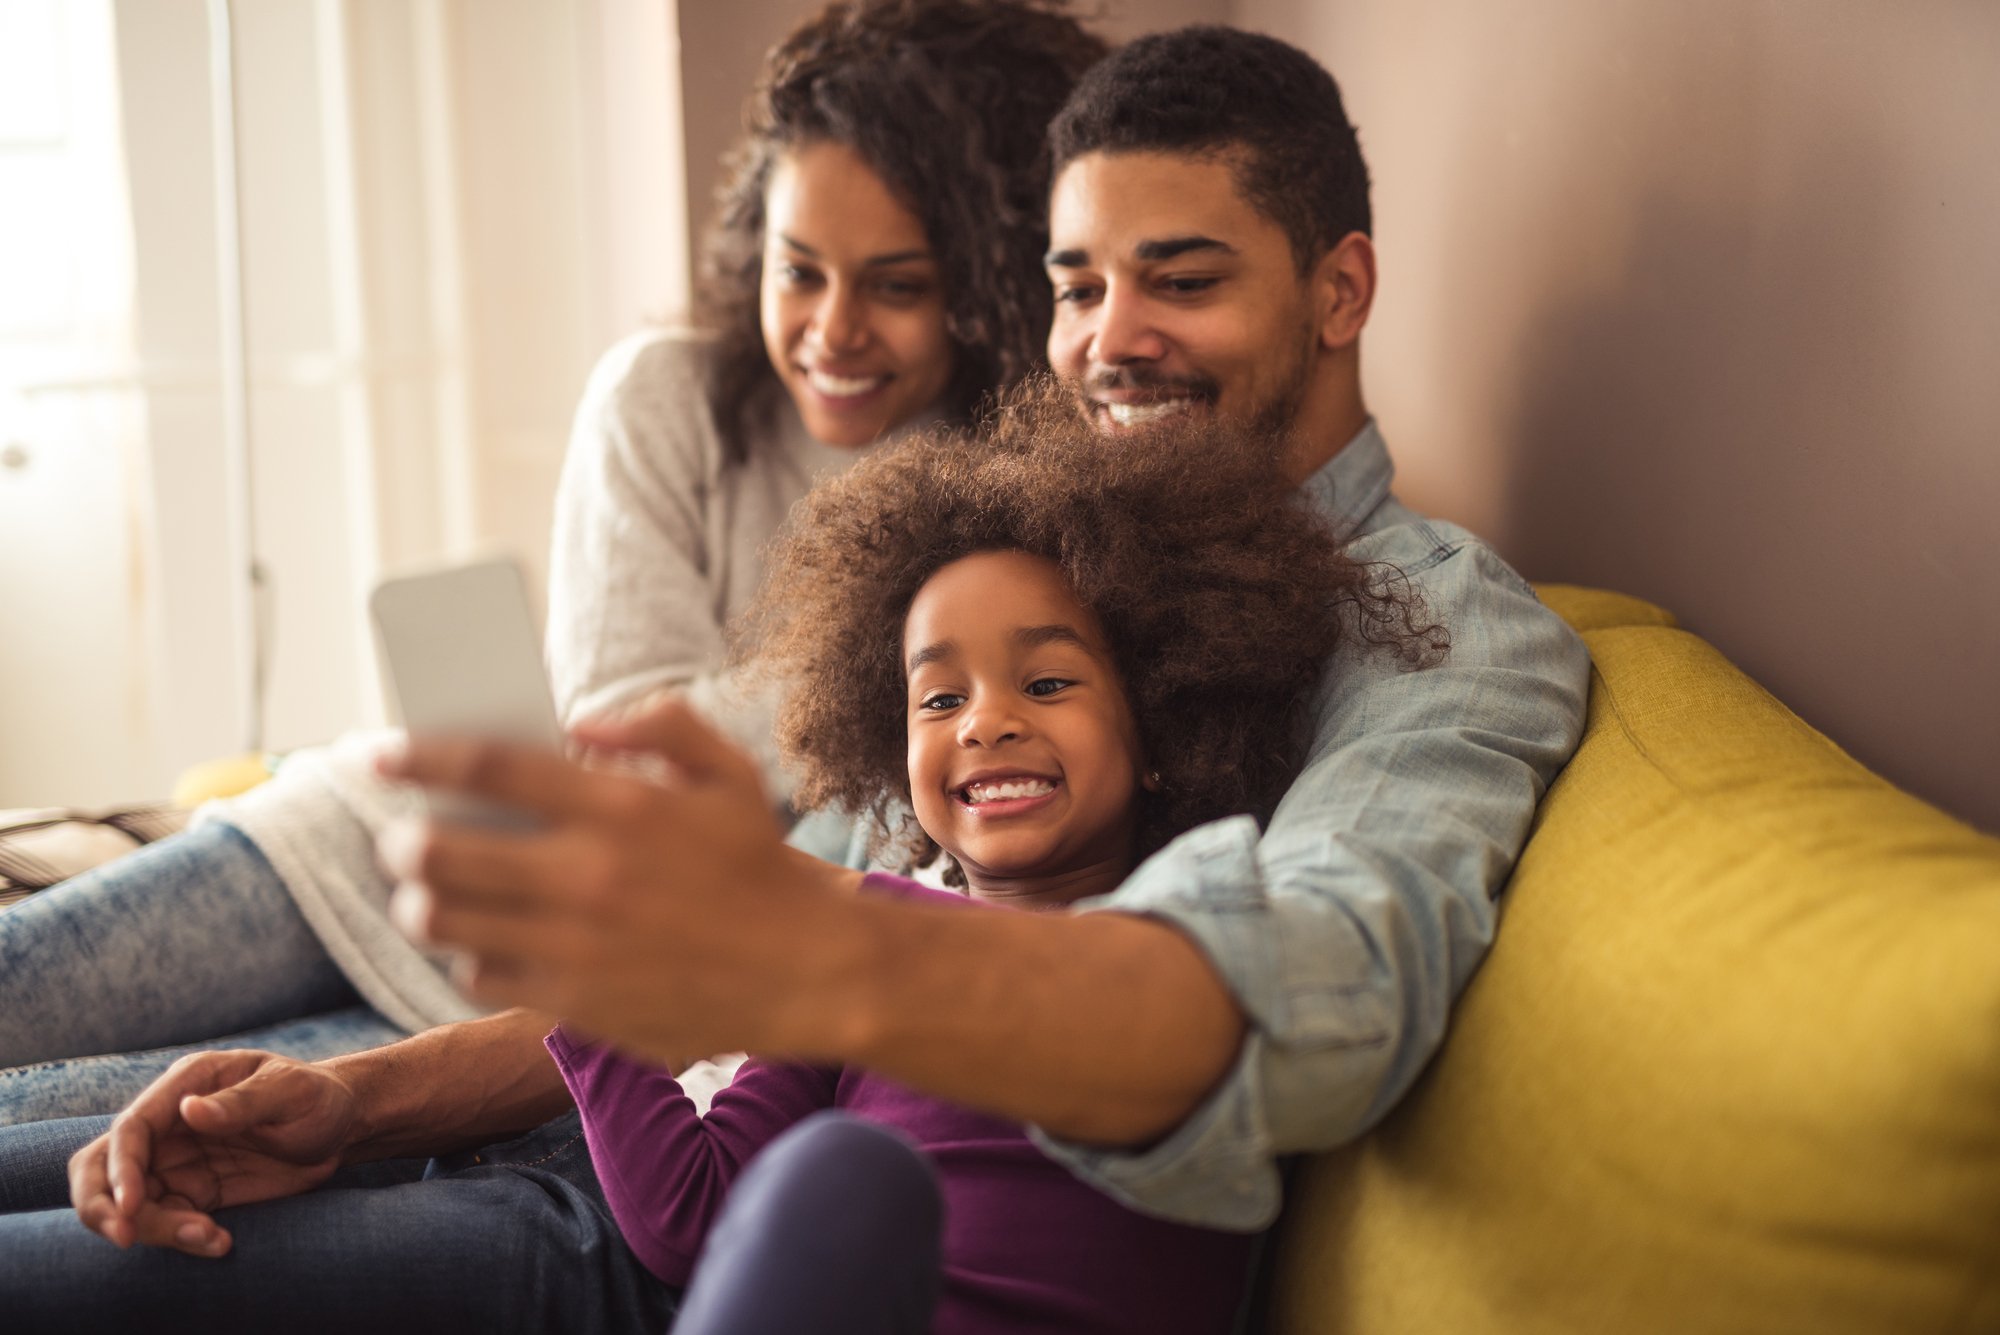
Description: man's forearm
326,1008,572,1162
825,898,1245,1146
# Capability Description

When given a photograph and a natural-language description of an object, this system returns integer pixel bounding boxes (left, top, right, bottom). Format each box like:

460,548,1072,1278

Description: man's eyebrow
778,234,931,268
1013,623,1092,652
1134,234,1235,261
1045,236,1237,268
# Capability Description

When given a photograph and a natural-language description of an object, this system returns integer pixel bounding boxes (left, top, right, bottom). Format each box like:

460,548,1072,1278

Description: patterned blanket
0,804,188,909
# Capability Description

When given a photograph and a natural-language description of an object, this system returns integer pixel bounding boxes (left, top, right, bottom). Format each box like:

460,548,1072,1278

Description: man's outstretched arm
383,705,1248,1150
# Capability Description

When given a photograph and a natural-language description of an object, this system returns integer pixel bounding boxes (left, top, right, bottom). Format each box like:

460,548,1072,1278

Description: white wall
2,0,685,807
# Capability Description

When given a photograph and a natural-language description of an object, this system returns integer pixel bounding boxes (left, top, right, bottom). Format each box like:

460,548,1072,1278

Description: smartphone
369,555,563,825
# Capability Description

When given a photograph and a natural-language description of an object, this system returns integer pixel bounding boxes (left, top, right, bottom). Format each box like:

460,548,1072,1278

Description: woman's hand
69,1049,356,1256
378,698,868,1068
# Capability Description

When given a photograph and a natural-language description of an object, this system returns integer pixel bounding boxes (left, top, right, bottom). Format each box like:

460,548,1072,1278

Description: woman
0,0,1105,1125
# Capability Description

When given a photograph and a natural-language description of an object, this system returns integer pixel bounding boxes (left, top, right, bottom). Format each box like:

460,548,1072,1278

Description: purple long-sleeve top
544,873,1254,1335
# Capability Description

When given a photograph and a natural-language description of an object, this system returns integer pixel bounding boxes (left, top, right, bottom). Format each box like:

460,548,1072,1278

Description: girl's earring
1144,769,1163,792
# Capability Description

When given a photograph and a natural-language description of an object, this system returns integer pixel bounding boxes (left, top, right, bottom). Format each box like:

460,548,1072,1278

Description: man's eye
1025,677,1072,697
920,692,965,711
1160,275,1219,295
1052,284,1098,305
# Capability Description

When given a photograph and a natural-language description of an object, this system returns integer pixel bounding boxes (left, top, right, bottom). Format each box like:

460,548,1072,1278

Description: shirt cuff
1030,816,1284,1231
1028,1029,1281,1232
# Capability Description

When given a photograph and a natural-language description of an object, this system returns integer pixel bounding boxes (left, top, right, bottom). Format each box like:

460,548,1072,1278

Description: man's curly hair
698,0,1106,464
736,380,1447,878
1048,26,1370,273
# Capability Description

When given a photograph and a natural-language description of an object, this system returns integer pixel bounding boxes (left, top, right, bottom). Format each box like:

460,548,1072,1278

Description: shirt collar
1298,417,1394,540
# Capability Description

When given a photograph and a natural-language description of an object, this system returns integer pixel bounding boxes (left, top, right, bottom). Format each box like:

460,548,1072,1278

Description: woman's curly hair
736,380,1449,878
698,0,1106,464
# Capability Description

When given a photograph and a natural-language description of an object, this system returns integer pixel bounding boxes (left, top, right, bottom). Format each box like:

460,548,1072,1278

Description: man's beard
1244,325,1316,444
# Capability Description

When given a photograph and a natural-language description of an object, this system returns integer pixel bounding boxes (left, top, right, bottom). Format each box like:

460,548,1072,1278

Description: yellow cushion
170,751,276,808
1272,605,2000,1334
1533,583,1677,632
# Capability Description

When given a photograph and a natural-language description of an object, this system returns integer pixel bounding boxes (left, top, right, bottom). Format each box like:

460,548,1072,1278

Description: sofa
1268,586,2000,1334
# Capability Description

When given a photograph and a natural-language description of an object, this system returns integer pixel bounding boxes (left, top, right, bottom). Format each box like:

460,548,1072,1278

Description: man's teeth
963,778,1056,804
1104,398,1191,427
807,369,888,398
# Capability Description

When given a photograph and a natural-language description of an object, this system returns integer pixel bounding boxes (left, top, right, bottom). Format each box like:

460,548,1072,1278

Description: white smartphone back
368,556,563,750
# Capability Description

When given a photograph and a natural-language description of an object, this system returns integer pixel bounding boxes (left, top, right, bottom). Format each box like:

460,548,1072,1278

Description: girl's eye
1025,677,1072,698
876,277,931,301
920,692,965,712
1052,283,1099,305
776,262,819,286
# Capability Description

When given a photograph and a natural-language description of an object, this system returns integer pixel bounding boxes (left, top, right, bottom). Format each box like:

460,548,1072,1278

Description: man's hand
377,698,868,1068
69,1049,357,1257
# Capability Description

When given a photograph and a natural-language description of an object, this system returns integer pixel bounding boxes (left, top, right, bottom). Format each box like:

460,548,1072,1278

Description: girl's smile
954,769,1062,816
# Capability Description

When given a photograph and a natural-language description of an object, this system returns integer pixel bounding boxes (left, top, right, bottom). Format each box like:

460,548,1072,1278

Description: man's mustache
1078,367,1221,402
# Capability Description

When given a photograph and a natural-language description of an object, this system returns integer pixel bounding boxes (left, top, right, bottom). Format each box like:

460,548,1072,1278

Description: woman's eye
876,277,931,301
776,262,819,286
920,692,965,712
1025,677,1072,698
1052,284,1098,305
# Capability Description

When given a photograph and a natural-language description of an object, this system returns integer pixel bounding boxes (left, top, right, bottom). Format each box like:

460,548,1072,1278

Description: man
7,25,1587,1325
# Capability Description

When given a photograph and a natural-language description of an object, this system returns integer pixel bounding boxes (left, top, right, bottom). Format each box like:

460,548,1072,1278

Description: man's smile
1099,397,1195,428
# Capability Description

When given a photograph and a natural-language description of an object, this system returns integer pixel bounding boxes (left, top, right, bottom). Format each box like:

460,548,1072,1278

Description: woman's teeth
962,778,1056,804
806,369,889,399
1104,398,1190,427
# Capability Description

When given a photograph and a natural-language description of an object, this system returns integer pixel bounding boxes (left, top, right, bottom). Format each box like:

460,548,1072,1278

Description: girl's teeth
965,779,1056,803
807,369,888,398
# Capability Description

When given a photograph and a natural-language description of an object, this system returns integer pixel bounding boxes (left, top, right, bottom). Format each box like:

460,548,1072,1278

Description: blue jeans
0,1110,676,1333
0,822,407,1124
0,1111,942,1334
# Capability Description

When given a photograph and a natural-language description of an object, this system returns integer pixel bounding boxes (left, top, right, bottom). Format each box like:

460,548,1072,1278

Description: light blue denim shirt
790,422,1590,1232
1039,421,1587,1231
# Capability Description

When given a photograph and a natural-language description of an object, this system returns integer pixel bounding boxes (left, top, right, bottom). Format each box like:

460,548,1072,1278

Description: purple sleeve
858,871,989,909
544,1028,838,1286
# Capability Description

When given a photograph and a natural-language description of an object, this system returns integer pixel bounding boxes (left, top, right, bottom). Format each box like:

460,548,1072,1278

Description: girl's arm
543,1028,838,1286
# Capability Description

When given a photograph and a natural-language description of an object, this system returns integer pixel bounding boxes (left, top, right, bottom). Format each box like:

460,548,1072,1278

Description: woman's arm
546,332,729,720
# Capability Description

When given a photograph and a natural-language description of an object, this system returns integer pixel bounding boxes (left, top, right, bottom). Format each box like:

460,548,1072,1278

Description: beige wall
1238,0,2000,833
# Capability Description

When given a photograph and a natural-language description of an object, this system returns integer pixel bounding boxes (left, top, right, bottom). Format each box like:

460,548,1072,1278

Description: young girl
546,384,1443,1334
